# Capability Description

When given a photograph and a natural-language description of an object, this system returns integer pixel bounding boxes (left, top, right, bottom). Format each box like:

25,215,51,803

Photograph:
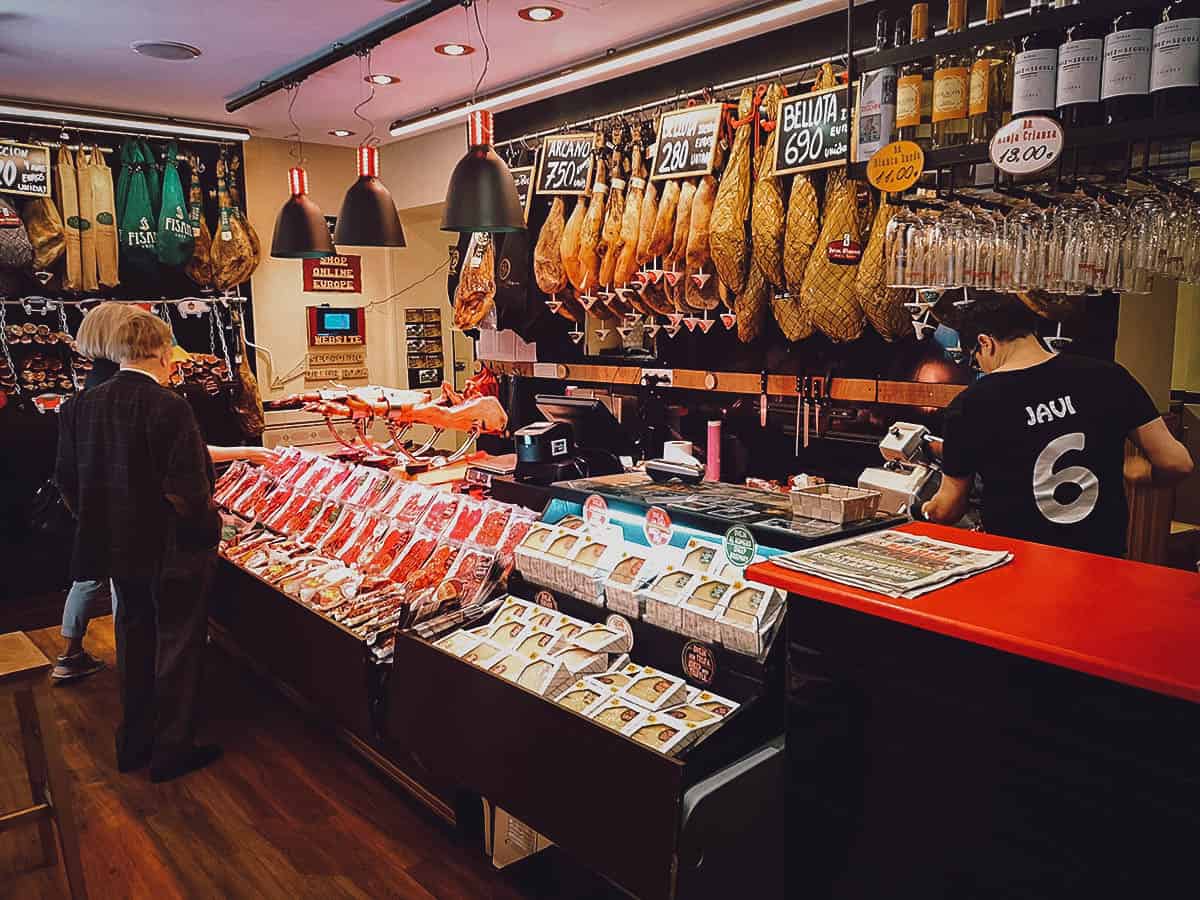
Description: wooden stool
0,632,88,899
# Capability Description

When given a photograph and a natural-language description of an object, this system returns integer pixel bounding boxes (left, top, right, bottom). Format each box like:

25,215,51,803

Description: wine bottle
1151,0,1200,118
933,0,971,148
969,0,1014,142
1013,0,1060,117
897,3,933,150
1056,0,1105,127
1102,6,1156,124
858,11,897,160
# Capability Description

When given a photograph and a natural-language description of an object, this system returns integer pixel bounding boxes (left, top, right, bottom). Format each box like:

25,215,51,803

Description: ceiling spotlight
435,43,474,57
328,129,355,137
518,6,563,22
130,40,202,61
366,73,400,85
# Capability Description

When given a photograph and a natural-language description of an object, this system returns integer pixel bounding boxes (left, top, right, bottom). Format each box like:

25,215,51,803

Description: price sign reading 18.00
650,103,725,181
535,133,595,196
773,86,851,176
988,115,1063,177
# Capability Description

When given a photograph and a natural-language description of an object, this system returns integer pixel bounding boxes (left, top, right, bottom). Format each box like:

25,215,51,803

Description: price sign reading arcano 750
773,86,851,176
650,103,725,181
535,133,595,196
989,115,1063,176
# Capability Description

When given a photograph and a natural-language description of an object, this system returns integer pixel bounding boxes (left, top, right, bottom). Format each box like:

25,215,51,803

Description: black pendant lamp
335,145,406,246
270,166,336,259
442,109,525,233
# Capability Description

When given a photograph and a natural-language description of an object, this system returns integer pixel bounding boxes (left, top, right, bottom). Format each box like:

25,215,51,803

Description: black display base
784,591,1200,899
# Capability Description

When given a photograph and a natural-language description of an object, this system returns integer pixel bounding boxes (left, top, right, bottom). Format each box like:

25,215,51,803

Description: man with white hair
56,305,221,781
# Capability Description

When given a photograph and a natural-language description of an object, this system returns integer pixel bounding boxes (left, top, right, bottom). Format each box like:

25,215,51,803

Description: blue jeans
61,579,117,640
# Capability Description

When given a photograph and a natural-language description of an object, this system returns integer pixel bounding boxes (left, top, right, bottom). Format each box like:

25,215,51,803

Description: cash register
513,394,632,484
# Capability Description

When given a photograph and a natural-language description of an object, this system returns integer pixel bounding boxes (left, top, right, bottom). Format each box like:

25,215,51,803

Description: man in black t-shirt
922,294,1193,557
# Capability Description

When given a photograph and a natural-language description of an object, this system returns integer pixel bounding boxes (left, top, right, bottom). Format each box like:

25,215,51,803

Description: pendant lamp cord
465,0,491,105
353,48,380,146
285,82,305,166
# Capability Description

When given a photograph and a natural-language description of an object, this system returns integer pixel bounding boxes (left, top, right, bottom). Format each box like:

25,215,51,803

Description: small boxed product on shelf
487,654,525,682
487,620,533,650
584,669,635,697
570,621,633,655
566,536,623,604
717,583,785,656
514,657,573,697
679,577,735,643
551,646,609,677
691,690,739,719
513,629,564,659
434,630,486,657
462,640,510,668
513,523,559,583
543,532,585,590
620,667,689,712
680,538,721,575
556,682,604,714
640,569,698,632
589,697,645,733
603,549,659,619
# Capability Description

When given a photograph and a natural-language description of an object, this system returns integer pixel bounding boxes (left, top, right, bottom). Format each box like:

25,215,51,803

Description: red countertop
747,522,1200,705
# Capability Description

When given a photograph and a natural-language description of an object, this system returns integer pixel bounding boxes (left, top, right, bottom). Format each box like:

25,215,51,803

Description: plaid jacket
56,370,217,580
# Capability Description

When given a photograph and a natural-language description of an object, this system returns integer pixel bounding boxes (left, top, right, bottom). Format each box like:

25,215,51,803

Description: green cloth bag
139,139,161,221
156,142,193,265
115,139,134,225
119,142,158,276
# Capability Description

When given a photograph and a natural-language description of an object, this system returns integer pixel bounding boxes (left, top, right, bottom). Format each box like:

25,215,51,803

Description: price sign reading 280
650,103,725,181
535,133,595,196
773,86,851,176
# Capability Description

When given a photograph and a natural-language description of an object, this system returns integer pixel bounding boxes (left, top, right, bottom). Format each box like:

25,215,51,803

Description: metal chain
58,304,79,391
207,305,219,357
0,302,18,396
212,302,231,368
157,302,177,342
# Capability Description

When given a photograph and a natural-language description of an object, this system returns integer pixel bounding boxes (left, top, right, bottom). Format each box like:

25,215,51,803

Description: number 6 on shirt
1033,433,1099,525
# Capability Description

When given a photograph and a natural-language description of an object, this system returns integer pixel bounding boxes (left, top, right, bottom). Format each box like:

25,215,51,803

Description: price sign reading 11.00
650,103,725,181
535,133,595,196
773,86,851,176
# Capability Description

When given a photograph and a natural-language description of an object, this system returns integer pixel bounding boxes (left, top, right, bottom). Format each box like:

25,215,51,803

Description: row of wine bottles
858,0,1200,156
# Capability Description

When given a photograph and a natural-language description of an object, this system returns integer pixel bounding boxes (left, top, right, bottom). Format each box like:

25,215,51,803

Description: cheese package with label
462,639,510,668
679,577,735,643
514,656,574,697
680,538,721,575
640,568,699,632
621,709,718,756
433,630,485,658
620,666,690,712
567,536,623,604
556,681,606,715
717,582,785,656
589,697,646,733
570,622,634,655
513,628,565,659
513,524,559,584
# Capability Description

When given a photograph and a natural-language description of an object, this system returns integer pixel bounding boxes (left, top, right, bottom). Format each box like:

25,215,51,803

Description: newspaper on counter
772,530,1012,599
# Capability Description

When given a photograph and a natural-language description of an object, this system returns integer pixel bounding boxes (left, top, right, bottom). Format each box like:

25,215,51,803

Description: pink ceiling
0,0,836,144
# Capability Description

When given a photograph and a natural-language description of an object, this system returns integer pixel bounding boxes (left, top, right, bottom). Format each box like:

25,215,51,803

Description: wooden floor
0,619,622,900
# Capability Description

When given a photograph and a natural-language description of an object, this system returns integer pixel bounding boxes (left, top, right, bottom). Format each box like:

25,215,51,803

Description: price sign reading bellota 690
773,86,851,176
0,142,51,197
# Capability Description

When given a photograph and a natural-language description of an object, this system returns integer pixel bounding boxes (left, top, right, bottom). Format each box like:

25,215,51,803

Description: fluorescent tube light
390,0,843,140
0,100,251,141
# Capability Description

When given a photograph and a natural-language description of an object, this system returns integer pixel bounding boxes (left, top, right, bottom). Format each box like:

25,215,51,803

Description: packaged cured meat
445,548,497,603
404,543,459,592
332,467,373,504
278,496,325,536
534,196,569,295
751,83,787,288
447,498,486,543
253,484,292,523
278,453,320,488
471,506,513,550
385,535,438,582
392,485,435,524
213,461,251,505
359,525,413,576
231,472,272,518
264,492,310,533
333,513,386,565
418,493,460,536
299,501,346,548
265,447,304,478
710,87,756,293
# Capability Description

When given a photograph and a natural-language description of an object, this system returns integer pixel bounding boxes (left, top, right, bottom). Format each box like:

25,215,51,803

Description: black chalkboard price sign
650,103,725,181
534,133,595,196
773,86,851,176
509,165,535,218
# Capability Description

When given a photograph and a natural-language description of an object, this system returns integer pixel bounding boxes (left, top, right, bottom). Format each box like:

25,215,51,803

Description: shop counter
748,524,1200,898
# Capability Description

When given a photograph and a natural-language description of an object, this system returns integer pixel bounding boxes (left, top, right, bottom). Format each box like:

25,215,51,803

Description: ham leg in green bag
119,142,159,276
139,139,161,221
157,142,194,265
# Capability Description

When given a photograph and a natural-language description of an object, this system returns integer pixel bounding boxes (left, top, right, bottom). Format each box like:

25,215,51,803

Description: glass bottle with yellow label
933,0,971,148
969,0,1014,142
897,3,933,149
